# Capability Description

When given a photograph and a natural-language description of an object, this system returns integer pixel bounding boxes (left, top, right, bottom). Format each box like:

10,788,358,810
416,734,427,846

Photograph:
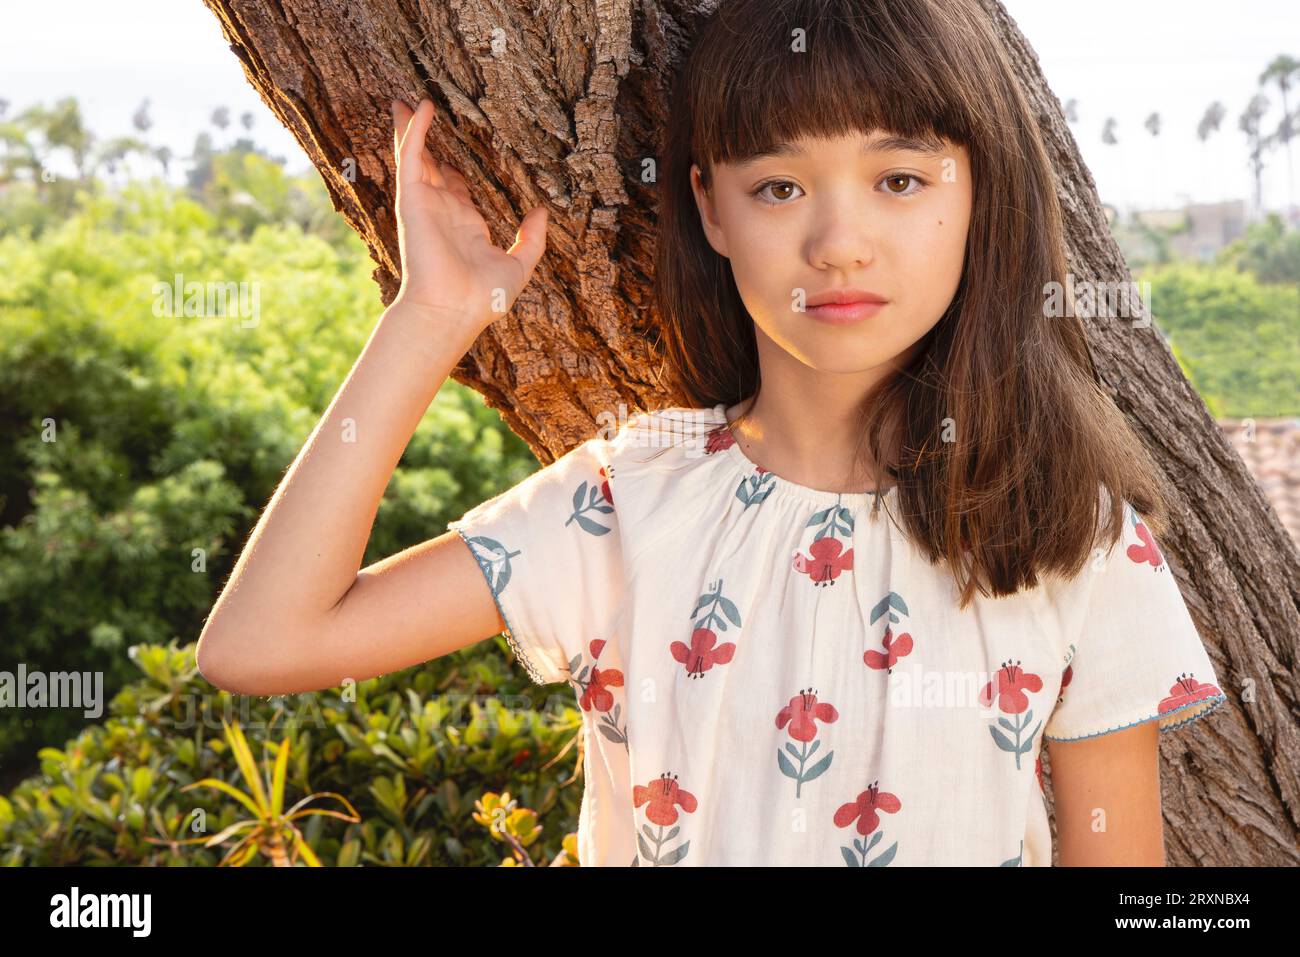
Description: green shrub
0,641,583,865
1136,261,1300,417
0,178,539,770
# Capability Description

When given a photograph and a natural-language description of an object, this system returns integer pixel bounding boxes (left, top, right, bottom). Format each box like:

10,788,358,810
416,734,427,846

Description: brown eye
751,180,804,205
881,173,926,196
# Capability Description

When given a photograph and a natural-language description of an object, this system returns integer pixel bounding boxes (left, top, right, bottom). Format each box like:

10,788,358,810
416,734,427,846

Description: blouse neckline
707,402,898,510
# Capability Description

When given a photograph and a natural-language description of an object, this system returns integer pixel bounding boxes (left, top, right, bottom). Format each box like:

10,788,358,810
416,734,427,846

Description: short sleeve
1043,499,1228,742
447,435,623,686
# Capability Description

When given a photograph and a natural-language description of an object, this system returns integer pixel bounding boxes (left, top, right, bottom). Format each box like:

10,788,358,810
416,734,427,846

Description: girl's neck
724,394,899,496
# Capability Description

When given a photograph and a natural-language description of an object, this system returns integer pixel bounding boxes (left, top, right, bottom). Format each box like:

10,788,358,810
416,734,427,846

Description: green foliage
1216,212,1300,285
196,147,361,248
0,175,539,771
0,642,582,865
1135,261,1300,417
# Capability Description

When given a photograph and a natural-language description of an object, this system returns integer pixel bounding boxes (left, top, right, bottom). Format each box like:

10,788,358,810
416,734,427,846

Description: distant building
1131,200,1247,261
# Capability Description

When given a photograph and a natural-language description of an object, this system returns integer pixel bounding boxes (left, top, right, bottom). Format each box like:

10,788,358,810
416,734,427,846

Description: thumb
504,205,548,285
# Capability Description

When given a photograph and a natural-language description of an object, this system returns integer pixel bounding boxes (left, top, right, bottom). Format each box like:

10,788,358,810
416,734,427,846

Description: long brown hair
649,0,1170,608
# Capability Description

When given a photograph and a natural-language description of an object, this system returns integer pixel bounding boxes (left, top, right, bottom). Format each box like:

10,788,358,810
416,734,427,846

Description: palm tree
1197,101,1227,203
1239,94,1270,219
1145,112,1161,208
1258,54,1299,215
131,98,153,135
154,145,173,179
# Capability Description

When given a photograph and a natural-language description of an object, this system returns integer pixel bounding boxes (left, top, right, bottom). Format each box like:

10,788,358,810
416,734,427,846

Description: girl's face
690,131,972,376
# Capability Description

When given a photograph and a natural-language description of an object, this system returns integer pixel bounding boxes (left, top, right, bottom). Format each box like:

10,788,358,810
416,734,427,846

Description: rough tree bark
200,0,1298,866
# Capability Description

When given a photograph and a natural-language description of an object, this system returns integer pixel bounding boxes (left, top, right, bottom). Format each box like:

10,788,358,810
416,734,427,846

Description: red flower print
797,503,856,585
775,688,839,798
793,537,854,585
1158,672,1222,717
632,772,697,866
705,424,736,454
833,780,902,836
1034,754,1044,793
775,688,839,742
570,638,628,747
598,465,614,506
1126,518,1164,568
982,659,1045,769
675,579,741,679
633,771,698,827
864,624,913,672
580,664,624,712
755,465,768,474
979,659,1044,715
671,627,737,678
1059,663,1073,698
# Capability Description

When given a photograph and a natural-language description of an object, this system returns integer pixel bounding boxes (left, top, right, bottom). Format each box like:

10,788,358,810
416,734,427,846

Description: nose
807,208,875,271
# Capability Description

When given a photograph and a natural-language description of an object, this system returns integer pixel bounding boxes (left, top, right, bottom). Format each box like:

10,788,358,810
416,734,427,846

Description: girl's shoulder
474,404,730,526
600,403,738,483
604,403,729,457
595,402,737,518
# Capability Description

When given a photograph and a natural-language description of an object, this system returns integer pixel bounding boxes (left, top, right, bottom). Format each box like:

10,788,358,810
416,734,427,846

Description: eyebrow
734,134,949,168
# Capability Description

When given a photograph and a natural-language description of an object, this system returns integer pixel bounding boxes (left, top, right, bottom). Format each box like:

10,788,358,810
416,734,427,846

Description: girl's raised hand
389,97,549,332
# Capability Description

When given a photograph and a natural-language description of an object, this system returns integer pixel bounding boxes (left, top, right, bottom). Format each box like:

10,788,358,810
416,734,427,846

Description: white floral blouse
447,403,1228,866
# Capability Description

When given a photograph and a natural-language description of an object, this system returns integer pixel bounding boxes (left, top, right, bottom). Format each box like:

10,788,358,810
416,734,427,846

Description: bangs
686,0,984,174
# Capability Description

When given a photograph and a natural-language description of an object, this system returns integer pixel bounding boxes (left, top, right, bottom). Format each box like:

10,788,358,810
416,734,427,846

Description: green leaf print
718,595,742,628
735,470,776,508
869,591,910,626
868,843,898,866
566,479,614,536
572,513,612,536
843,831,897,867
464,535,521,596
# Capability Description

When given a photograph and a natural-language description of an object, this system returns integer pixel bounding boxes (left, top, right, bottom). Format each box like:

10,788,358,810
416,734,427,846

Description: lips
806,300,887,324
804,288,889,325
805,288,889,308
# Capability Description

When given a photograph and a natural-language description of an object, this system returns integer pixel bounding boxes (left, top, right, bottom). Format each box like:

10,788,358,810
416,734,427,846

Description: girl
197,0,1228,867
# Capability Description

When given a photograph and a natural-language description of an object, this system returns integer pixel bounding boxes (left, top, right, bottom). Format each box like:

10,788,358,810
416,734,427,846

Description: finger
395,98,459,194
504,205,549,285
391,99,414,163
395,98,425,182
398,99,444,190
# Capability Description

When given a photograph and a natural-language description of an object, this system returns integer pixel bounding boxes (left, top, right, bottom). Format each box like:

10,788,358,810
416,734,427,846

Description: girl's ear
689,163,730,259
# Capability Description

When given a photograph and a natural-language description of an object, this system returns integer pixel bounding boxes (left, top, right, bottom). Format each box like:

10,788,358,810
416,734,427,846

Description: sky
2,0,1298,216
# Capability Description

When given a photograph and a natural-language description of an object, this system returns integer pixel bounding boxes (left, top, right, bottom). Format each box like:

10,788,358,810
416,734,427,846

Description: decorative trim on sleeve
1042,691,1227,742
451,526,555,686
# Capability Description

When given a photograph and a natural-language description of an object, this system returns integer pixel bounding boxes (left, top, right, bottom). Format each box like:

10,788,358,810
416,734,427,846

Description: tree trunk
201,0,1299,866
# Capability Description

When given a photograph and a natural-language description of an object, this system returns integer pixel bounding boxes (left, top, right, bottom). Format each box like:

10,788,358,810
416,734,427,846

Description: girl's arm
195,98,548,696
1046,722,1166,866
